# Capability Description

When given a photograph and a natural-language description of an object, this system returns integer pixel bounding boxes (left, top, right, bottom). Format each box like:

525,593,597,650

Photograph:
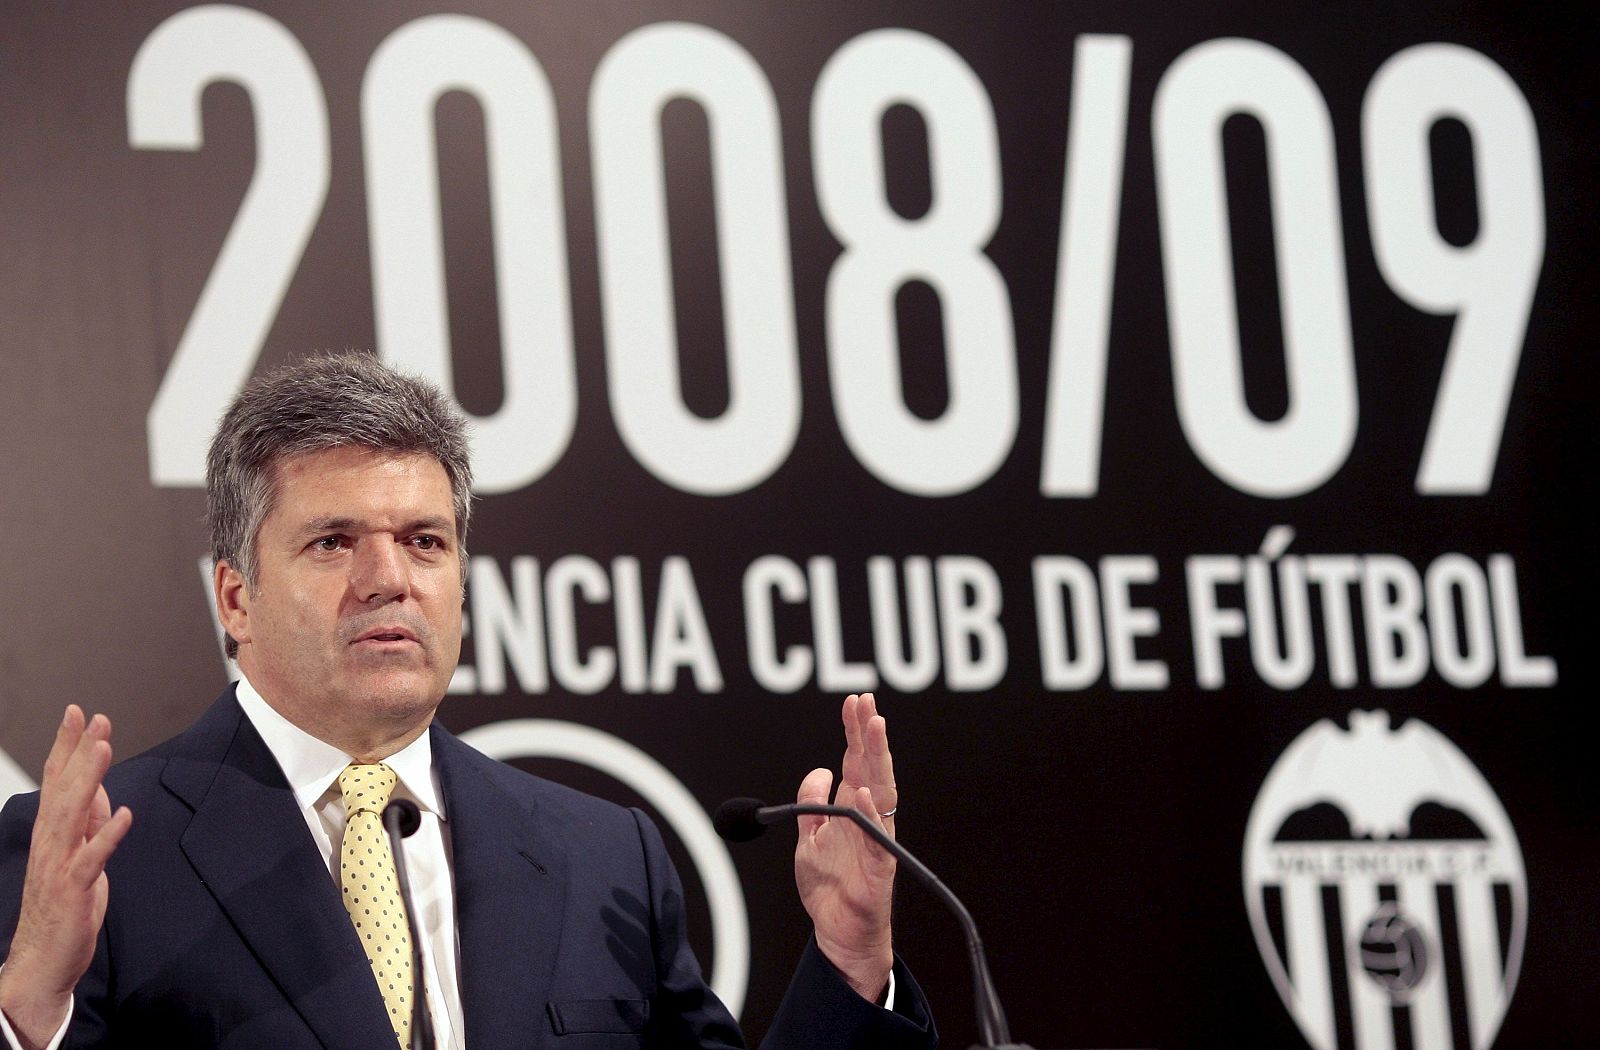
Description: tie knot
339,762,399,816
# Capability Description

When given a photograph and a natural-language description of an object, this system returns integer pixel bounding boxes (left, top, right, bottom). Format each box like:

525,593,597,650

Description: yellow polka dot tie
338,763,415,1049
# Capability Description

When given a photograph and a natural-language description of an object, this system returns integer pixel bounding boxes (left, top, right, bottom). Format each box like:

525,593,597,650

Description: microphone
383,799,437,1050
711,796,769,842
386,797,423,837
714,797,1032,1050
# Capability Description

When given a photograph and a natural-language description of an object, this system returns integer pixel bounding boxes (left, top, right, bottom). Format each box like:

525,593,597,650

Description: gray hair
207,352,473,657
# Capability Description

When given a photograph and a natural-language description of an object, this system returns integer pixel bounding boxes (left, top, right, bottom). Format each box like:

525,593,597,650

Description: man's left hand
793,692,898,1003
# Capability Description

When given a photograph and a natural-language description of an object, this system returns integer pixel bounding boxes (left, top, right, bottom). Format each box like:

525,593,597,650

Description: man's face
221,446,463,754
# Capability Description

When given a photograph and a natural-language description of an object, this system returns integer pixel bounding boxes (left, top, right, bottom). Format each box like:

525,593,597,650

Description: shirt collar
234,674,445,821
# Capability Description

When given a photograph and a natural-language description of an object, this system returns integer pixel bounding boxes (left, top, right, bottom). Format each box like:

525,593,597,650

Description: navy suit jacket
0,692,935,1049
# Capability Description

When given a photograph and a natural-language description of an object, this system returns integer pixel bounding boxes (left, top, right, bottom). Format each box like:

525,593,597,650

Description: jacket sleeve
763,938,937,1050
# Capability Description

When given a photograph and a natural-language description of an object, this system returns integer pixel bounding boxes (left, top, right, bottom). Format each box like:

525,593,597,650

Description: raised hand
0,706,132,1050
792,693,899,1002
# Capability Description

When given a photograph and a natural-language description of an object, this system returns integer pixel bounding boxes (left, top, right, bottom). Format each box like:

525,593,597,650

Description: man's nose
351,536,409,603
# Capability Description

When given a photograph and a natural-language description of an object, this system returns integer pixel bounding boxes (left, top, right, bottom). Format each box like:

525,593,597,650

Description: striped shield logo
1244,711,1525,1050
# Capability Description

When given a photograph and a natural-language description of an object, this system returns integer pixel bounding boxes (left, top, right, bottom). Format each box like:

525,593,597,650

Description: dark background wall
1,3,1593,1047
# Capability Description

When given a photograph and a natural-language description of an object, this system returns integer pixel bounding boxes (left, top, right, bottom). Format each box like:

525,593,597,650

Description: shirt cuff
0,966,71,1050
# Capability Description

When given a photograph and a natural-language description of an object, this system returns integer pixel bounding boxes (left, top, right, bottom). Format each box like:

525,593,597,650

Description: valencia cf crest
1243,711,1526,1050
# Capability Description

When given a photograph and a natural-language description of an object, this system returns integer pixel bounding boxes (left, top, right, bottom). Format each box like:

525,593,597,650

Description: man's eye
313,536,343,551
412,535,439,550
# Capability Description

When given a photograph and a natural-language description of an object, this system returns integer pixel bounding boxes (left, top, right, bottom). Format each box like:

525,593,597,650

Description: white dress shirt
233,676,465,1050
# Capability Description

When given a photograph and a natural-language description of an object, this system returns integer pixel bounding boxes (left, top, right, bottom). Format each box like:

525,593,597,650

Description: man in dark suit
0,354,933,1049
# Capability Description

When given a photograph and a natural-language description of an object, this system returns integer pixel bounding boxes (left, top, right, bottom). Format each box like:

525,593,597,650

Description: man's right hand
0,706,132,1050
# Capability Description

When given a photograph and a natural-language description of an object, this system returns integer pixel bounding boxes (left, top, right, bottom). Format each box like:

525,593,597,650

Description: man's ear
215,559,252,644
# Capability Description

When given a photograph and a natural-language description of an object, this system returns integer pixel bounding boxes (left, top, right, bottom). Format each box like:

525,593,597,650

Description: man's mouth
353,627,420,644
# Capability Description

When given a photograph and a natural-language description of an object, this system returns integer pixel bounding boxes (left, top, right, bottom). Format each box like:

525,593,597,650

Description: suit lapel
434,727,567,1050
163,694,397,1050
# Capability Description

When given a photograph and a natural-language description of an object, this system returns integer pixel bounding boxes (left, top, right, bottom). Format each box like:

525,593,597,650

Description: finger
93,780,112,820
40,706,85,785
837,694,867,799
796,767,833,839
852,785,885,829
40,717,114,849
841,694,865,755
57,715,113,805
852,785,897,857
864,712,899,819
69,806,132,888
858,691,878,723
85,785,113,838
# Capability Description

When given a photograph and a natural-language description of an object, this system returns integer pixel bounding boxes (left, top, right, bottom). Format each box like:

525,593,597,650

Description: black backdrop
1,3,1594,1047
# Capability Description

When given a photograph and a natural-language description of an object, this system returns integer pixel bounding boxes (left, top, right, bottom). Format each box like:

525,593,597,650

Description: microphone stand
747,801,1035,1050
384,800,438,1050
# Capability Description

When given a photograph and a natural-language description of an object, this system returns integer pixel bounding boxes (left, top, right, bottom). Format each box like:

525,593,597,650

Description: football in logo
1243,711,1525,1050
1358,902,1428,1001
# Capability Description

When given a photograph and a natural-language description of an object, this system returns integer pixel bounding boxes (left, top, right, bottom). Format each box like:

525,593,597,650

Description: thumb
795,767,833,839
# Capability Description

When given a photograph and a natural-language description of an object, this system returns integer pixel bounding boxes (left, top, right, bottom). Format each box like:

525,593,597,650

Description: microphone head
384,798,423,838
713,797,769,842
